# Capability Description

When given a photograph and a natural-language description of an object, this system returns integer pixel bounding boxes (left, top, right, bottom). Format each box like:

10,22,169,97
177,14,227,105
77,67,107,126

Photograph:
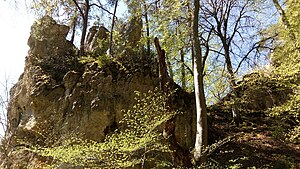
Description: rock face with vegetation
1,0,300,167
85,26,109,55
0,16,196,168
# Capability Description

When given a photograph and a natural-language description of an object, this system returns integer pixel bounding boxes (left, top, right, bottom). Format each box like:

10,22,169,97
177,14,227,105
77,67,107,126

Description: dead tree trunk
154,37,192,167
109,0,118,56
154,37,167,91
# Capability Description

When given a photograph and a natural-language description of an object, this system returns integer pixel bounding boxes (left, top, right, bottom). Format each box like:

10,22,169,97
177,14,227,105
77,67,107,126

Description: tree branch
228,4,247,45
174,57,194,76
90,3,115,17
201,29,213,72
234,35,276,73
72,0,84,18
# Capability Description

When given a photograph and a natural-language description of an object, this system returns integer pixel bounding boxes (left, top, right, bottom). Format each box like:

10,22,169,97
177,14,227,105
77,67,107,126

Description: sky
0,1,33,85
0,1,34,137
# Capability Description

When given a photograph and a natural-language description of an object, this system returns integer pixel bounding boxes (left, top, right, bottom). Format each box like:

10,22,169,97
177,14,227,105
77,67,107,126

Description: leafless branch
234,35,276,73
72,0,85,18
228,4,247,44
0,76,11,139
90,3,115,17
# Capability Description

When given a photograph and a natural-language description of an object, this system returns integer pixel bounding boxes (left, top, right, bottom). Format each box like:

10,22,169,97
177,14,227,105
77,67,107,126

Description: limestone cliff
0,16,196,168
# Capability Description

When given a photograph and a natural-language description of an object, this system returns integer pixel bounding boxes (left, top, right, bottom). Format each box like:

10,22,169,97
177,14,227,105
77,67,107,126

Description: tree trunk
109,0,118,56
70,15,77,44
193,0,208,163
154,37,192,167
224,44,242,126
144,4,150,57
154,37,167,90
272,0,290,29
79,0,90,55
177,20,186,90
272,0,295,39
181,49,186,90
213,0,242,126
166,57,174,80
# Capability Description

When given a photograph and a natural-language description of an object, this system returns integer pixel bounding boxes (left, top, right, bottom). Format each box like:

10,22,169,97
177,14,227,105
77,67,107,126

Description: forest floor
209,111,300,169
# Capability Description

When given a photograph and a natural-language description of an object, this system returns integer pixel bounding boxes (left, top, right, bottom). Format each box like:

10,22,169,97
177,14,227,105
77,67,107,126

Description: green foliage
31,89,176,168
80,54,112,68
286,125,300,143
266,0,300,143
268,87,300,142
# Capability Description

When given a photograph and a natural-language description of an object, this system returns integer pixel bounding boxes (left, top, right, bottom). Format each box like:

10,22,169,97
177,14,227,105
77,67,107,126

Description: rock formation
125,16,142,48
0,15,293,169
0,16,196,168
85,26,109,56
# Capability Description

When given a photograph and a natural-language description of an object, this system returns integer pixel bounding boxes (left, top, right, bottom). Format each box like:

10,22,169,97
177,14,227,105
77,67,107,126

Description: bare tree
0,79,9,140
199,0,273,126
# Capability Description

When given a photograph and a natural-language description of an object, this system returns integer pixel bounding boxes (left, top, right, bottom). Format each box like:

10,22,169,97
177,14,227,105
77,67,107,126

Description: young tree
192,0,208,163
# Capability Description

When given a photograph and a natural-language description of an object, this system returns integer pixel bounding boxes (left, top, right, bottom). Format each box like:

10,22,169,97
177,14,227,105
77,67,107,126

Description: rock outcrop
0,16,196,168
85,26,109,56
1,15,293,169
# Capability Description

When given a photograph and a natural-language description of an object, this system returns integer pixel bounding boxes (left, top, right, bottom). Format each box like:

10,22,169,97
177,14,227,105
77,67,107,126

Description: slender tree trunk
70,15,77,44
187,0,194,73
72,0,88,54
193,0,208,163
79,1,90,55
181,49,186,89
144,4,150,57
166,58,174,80
212,0,242,126
224,44,242,126
272,0,290,29
154,37,167,90
109,0,118,56
176,20,186,90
